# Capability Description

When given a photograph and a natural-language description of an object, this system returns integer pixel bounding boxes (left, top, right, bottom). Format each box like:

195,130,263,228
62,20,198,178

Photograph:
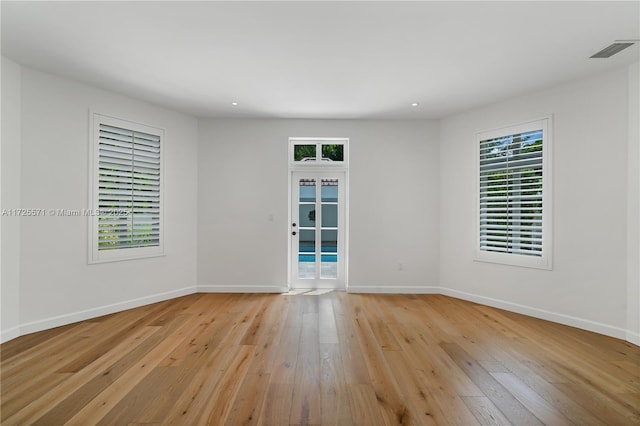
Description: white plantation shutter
476,118,551,269
90,114,164,263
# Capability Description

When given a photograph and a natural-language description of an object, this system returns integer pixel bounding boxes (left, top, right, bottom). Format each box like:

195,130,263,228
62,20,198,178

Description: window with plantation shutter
89,113,164,263
476,118,552,269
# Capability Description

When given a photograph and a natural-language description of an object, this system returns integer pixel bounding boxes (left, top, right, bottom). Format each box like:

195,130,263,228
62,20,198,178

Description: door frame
288,138,349,291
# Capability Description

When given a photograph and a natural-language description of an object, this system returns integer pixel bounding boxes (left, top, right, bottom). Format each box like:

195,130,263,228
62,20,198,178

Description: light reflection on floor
283,289,336,296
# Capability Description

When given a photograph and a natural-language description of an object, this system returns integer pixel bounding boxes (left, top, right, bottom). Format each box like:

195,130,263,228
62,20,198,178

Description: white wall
197,119,439,292
439,66,631,338
628,61,640,345
1,57,22,342
2,58,636,345
6,65,199,337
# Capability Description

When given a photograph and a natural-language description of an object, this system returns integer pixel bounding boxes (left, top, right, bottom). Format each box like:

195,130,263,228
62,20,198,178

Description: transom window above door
289,138,348,166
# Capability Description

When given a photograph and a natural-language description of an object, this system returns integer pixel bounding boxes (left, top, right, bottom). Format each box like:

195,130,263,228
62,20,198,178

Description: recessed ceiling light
231,102,239,106
411,102,419,107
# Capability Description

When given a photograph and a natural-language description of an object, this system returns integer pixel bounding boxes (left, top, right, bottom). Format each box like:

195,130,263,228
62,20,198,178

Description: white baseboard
198,285,288,293
347,285,440,294
17,286,197,338
626,330,640,346
439,287,629,341
1,326,21,344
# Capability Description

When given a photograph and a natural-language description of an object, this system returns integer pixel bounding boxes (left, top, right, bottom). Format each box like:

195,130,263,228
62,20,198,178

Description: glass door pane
320,179,338,279
298,178,316,279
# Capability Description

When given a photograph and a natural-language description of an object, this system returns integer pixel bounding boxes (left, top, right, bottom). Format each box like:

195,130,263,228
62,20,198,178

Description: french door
290,171,346,289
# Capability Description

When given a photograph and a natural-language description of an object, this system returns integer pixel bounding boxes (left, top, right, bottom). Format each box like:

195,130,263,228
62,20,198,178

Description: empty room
1,1,639,425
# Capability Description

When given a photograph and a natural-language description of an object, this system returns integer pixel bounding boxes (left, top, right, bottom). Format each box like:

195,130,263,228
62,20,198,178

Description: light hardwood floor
1,292,639,425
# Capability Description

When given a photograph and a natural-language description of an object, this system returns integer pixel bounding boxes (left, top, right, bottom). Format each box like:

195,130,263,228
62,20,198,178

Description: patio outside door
290,171,346,289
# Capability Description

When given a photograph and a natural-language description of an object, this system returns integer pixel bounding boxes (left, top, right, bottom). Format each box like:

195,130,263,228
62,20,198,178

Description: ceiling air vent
590,41,636,58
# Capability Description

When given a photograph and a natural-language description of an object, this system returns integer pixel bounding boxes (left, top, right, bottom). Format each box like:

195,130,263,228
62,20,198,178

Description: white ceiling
2,1,639,119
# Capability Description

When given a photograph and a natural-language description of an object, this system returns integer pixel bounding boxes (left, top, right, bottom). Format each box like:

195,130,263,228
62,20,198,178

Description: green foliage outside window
294,145,316,161
294,144,344,161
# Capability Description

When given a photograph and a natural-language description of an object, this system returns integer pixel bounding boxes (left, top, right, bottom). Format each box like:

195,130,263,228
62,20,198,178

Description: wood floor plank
200,344,256,425
1,322,96,381
386,308,484,398
332,292,371,385
158,310,231,367
383,349,448,425
1,372,74,422
350,304,412,425
246,295,290,375
95,366,182,426
422,296,498,363
613,359,640,379
414,369,482,425
460,396,512,426
56,298,183,373
319,343,353,426
225,372,271,426
361,296,402,351
289,312,322,425
269,321,302,386
62,314,201,425
460,299,639,423
160,365,225,425
259,383,294,426
160,313,254,425
473,303,638,395
2,292,639,425
490,372,573,425
440,342,543,426
319,295,339,345
554,382,640,425
491,354,607,426
240,295,271,346
346,384,385,426
384,316,481,424
449,300,608,425
4,325,161,425
0,322,77,362
132,311,241,424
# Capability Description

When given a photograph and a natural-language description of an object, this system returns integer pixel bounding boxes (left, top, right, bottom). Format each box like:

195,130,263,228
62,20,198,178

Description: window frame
474,116,553,270
289,137,349,168
88,112,165,264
